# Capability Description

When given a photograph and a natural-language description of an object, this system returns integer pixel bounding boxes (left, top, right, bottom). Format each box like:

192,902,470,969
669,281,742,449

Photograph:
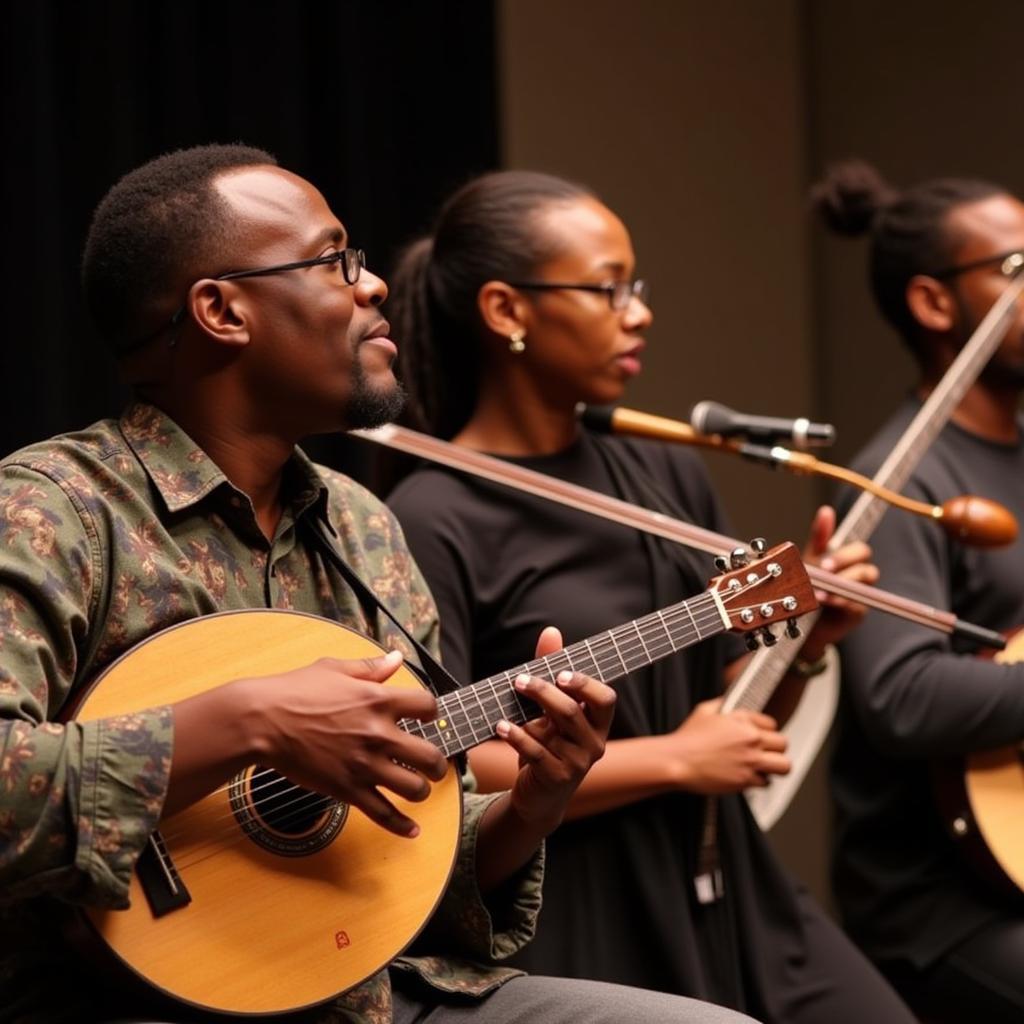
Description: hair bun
809,159,899,237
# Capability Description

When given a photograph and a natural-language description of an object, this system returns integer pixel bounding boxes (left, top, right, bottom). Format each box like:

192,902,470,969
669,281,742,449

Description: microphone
689,401,835,449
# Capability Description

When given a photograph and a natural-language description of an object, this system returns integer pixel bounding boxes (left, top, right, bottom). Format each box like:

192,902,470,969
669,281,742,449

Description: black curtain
1,0,499,484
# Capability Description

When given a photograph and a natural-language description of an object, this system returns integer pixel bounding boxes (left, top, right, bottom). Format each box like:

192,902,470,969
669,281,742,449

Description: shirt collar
119,401,331,522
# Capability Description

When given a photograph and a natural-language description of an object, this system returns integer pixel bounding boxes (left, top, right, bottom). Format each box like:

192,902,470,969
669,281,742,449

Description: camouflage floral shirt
0,403,540,1023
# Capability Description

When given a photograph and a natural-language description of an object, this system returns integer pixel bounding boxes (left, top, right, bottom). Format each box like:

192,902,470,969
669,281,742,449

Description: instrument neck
401,590,727,758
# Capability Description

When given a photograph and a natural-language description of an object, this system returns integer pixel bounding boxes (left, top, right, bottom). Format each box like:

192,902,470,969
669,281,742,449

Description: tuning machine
759,626,777,647
729,546,749,570
749,537,768,555
744,632,761,652
786,618,802,640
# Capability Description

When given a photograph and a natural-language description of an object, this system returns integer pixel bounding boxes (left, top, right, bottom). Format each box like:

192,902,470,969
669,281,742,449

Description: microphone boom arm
588,406,1017,549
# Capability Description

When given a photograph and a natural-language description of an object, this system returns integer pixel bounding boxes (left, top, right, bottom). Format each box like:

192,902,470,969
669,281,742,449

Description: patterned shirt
0,402,540,1023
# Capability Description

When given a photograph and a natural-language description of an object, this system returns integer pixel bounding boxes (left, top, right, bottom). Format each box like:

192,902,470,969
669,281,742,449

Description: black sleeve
838,477,1024,757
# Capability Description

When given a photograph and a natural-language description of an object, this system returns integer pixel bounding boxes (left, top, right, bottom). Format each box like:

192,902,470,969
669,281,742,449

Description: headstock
708,539,817,649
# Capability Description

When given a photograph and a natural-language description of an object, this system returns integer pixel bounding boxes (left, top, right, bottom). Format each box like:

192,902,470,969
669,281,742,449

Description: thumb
805,504,835,558
534,625,564,659
327,648,405,683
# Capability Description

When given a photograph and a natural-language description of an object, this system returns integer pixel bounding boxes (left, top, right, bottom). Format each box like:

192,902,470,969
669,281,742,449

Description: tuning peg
759,626,777,647
750,537,768,555
714,555,730,572
744,633,761,652
786,618,802,640
729,546,749,570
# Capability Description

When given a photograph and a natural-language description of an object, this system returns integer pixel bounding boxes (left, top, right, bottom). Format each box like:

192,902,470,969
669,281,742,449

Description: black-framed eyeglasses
507,278,650,311
214,247,366,286
930,250,1023,280
120,248,368,356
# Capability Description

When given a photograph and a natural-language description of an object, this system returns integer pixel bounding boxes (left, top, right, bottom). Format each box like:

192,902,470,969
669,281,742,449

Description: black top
834,397,1024,969
389,432,824,1012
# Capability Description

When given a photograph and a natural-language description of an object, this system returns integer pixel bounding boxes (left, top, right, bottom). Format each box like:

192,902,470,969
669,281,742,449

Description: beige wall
498,0,1024,911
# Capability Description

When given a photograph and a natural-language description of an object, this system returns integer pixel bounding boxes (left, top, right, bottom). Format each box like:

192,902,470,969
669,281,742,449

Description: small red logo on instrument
335,931,351,949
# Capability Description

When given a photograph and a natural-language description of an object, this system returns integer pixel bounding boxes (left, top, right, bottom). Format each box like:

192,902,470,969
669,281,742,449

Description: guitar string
164,583,796,864
166,597,732,864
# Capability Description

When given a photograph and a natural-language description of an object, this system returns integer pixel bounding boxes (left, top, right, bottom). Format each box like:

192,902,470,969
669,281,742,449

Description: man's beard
952,289,1024,390
345,355,406,430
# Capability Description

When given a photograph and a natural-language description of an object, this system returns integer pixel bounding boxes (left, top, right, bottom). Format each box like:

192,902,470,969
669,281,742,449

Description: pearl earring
509,328,526,354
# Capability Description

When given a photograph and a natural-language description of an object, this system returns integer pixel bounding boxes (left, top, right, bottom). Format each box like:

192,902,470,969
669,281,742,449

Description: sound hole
229,766,348,857
253,768,324,835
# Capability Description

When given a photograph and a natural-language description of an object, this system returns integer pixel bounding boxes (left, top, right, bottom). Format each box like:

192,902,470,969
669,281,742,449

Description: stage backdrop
1,0,499,473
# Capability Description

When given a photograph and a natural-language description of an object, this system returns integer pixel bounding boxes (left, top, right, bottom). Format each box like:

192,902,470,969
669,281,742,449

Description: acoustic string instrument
72,544,813,1016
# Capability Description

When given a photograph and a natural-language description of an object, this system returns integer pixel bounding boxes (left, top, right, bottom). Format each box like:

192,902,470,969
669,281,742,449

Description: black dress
389,431,915,1023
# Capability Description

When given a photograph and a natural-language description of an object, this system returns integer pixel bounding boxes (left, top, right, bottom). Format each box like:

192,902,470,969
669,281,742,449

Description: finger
515,674,594,744
759,730,789,753
755,752,792,776
732,709,778,732
495,718,549,766
834,563,879,585
821,540,872,574
318,649,406,683
382,685,440,721
534,625,564,659
805,505,835,557
386,733,449,782
374,759,435,803
554,671,617,735
351,787,422,838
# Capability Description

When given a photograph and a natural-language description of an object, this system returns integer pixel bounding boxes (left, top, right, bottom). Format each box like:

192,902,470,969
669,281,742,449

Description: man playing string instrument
0,145,754,1024
815,160,1024,1023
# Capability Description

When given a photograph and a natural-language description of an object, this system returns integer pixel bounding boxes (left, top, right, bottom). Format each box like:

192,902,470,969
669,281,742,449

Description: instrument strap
306,516,463,699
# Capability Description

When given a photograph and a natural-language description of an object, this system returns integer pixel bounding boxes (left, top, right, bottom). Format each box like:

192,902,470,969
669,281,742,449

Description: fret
681,598,702,642
469,681,493,737
605,629,630,677
503,670,530,723
631,619,653,668
655,609,679,652
580,637,606,680
450,688,484,746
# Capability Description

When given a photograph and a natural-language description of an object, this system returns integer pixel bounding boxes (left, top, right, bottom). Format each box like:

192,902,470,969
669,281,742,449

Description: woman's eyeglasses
507,278,649,311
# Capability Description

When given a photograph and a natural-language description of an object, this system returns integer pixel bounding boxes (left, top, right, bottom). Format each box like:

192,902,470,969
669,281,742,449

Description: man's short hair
81,143,278,354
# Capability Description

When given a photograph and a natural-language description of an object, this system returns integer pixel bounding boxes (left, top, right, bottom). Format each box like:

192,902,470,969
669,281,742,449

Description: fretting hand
492,626,617,834
798,504,879,659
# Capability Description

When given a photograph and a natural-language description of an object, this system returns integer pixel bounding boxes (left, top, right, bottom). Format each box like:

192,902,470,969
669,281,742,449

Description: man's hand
169,650,448,836
799,504,879,658
492,626,616,834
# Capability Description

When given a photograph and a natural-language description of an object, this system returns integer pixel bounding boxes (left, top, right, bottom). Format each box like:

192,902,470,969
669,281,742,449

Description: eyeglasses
213,247,367,286
931,250,1023,280
507,278,650,311
120,248,368,355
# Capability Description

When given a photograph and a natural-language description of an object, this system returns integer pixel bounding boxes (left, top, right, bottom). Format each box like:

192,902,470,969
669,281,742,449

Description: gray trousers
111,973,759,1024
393,974,760,1024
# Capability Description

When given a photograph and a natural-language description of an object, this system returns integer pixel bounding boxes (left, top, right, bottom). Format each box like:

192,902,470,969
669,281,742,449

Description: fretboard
401,589,728,757
723,268,1024,714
